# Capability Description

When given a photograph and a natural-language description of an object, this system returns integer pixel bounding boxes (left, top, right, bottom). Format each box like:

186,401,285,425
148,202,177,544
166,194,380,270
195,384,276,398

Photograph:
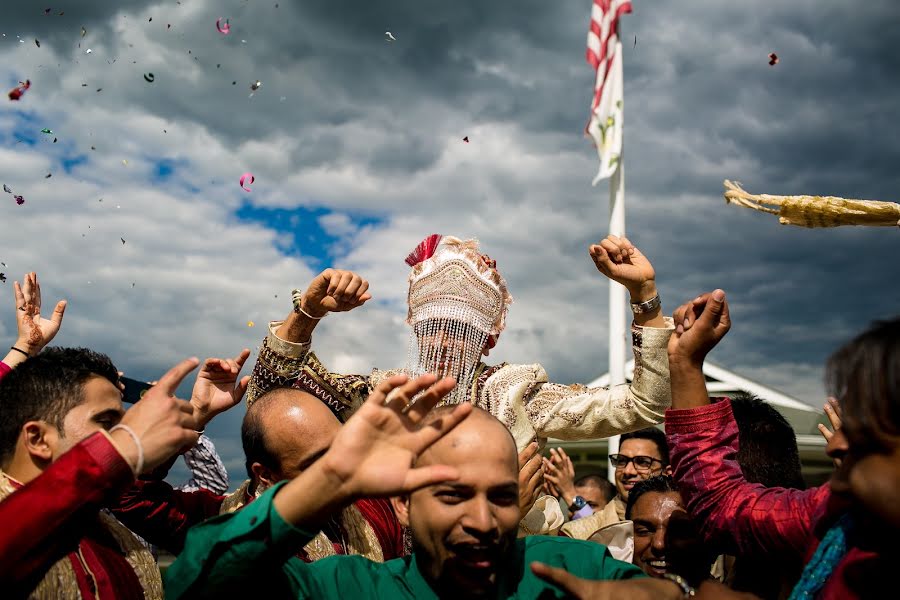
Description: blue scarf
788,513,854,599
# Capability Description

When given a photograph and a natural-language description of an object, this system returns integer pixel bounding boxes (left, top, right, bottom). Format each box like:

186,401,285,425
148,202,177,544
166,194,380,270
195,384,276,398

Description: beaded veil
404,235,513,403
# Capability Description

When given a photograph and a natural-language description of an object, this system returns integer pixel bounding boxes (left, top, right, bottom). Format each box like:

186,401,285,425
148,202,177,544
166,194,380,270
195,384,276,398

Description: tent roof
589,360,824,435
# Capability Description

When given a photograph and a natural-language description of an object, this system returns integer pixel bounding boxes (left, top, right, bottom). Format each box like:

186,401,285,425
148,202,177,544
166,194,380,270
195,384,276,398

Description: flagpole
606,157,626,483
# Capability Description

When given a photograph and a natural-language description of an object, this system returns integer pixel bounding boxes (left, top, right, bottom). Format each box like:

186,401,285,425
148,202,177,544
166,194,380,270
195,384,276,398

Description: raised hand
299,269,372,317
518,442,543,518
668,289,731,366
542,447,577,506
14,272,67,355
817,397,843,468
589,235,656,301
190,349,251,430
114,358,202,473
318,373,472,500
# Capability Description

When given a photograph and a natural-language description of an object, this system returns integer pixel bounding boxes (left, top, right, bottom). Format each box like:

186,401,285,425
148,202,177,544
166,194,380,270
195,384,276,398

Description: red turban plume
405,234,442,267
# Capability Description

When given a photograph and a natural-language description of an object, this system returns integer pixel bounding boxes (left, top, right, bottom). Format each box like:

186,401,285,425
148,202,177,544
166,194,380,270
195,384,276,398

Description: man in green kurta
166,374,682,599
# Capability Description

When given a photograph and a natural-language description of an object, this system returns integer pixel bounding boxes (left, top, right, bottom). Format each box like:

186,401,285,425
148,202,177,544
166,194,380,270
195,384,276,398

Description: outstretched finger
530,562,584,596
50,300,66,328
233,348,251,369
817,423,834,442
32,273,41,311
404,376,457,419
156,357,201,396
233,376,251,403
13,281,24,310
401,464,461,493
368,373,412,406
413,402,472,449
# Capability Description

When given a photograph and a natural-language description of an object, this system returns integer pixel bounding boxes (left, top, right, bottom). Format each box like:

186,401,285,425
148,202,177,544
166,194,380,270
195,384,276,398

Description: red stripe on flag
586,0,632,113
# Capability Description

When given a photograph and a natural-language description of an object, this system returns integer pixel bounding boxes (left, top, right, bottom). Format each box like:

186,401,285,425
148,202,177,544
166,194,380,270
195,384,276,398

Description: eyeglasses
609,454,663,471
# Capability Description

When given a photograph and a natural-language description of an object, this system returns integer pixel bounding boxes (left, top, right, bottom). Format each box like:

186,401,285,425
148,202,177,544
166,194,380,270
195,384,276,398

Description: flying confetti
85,48,92,54
0,274,5,283
463,136,469,143
81,26,86,37
216,17,231,34
144,73,155,82
40,128,53,134
3,185,11,193
35,39,41,47
768,52,779,66
250,80,262,91
385,31,397,42
239,173,255,192
247,321,255,327
14,196,24,205
121,237,126,244
8,80,31,101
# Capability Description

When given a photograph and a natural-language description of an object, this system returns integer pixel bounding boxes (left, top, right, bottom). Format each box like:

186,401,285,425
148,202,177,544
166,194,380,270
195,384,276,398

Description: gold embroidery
0,471,162,600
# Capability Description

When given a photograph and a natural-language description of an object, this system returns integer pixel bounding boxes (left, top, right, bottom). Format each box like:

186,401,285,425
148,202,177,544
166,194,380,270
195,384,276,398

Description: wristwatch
568,496,587,512
630,293,661,314
662,573,696,598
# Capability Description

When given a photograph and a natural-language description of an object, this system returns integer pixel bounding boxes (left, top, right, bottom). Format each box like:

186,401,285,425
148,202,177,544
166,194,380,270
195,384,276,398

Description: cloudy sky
1,0,898,483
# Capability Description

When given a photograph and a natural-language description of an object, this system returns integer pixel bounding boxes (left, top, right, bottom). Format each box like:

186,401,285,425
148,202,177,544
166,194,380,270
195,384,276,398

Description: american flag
586,0,632,184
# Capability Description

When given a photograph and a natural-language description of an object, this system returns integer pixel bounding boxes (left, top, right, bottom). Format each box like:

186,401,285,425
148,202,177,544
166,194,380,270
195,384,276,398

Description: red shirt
0,432,145,598
666,398,883,599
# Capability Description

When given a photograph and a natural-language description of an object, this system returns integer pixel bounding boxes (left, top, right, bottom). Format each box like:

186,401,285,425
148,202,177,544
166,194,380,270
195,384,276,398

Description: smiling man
560,427,671,540
624,475,689,579
166,375,675,599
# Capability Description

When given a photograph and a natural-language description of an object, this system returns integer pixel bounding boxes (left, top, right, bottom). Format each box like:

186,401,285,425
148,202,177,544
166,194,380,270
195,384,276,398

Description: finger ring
17,306,26,311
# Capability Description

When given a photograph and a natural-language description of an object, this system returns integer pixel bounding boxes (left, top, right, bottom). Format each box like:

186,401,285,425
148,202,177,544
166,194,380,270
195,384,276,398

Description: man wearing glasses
561,427,671,539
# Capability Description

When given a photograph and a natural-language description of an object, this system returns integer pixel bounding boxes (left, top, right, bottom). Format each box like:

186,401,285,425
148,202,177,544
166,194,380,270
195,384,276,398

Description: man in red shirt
664,290,897,598
0,349,207,598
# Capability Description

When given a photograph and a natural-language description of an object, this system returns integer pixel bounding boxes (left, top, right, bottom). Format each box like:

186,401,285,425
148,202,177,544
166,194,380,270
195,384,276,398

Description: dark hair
620,426,670,466
575,473,616,504
730,393,805,489
0,347,119,464
826,317,900,443
241,388,284,479
625,474,679,519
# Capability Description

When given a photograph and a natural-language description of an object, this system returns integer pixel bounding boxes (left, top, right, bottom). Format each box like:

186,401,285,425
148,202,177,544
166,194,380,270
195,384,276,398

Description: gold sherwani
247,319,674,452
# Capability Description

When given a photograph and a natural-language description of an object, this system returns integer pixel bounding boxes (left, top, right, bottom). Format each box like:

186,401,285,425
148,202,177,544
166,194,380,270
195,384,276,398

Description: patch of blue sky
234,202,382,266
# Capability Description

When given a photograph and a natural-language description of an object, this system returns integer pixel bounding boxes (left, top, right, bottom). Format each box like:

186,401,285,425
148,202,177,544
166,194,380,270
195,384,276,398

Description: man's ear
391,495,411,527
22,421,56,462
663,464,673,476
250,462,279,488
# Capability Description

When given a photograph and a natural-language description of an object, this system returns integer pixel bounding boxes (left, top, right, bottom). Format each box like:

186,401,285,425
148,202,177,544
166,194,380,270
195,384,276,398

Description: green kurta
165,483,646,599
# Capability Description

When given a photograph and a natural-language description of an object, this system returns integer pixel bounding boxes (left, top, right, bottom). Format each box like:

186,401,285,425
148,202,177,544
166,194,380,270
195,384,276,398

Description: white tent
549,361,833,486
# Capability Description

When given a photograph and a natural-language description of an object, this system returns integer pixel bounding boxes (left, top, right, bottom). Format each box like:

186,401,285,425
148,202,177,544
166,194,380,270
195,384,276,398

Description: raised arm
1,273,66,376
166,374,471,598
665,291,827,558
245,269,371,407
523,237,674,440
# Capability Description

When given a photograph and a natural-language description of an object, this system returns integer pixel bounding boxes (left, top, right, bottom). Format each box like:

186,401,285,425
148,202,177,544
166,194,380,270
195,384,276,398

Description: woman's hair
826,317,900,442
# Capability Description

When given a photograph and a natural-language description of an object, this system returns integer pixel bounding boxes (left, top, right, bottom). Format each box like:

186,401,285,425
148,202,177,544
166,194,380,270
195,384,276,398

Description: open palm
322,374,472,499
15,272,66,354
190,349,251,429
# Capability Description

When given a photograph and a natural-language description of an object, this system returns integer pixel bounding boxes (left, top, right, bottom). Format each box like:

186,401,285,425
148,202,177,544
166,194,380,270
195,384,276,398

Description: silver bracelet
630,293,661,314
110,424,144,475
662,573,696,598
291,288,326,320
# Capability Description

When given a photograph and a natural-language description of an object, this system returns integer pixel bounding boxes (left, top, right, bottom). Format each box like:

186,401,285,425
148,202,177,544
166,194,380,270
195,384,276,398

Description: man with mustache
166,374,683,599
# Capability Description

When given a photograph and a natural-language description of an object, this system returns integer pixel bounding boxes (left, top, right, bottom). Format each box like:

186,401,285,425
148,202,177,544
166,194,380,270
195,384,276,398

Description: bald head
242,387,341,482
418,406,517,471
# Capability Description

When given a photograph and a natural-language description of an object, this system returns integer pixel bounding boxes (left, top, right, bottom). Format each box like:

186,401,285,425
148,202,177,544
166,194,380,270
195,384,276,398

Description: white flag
585,0,631,185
